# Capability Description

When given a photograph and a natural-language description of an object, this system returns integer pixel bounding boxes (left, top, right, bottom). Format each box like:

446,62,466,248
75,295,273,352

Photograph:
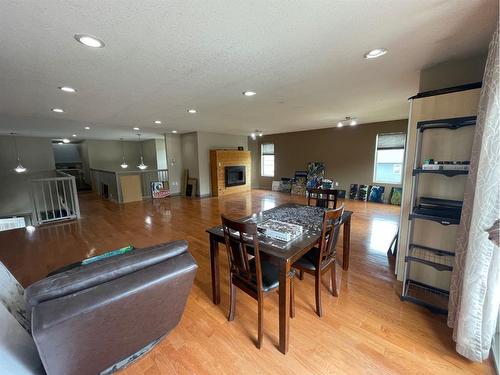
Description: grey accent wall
419,54,487,92
0,135,55,174
248,138,260,188
252,119,408,196
82,139,158,172
141,139,159,170
0,135,55,217
180,132,199,194
53,143,82,164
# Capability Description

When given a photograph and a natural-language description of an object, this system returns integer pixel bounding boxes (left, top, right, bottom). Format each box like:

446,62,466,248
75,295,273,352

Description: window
261,143,275,177
0,217,26,232
373,133,406,184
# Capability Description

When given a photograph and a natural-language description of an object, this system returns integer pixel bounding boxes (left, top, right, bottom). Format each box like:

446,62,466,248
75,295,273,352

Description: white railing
90,168,168,203
31,171,81,225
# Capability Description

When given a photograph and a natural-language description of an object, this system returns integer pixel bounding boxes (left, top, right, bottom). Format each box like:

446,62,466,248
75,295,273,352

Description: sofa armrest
31,251,197,375
26,240,189,312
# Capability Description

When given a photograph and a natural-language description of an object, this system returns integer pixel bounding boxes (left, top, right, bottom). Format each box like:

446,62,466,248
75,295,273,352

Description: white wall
155,139,167,170
196,131,248,196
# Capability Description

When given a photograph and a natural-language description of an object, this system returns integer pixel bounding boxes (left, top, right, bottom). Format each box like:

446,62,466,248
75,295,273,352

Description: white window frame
373,133,405,185
261,143,275,177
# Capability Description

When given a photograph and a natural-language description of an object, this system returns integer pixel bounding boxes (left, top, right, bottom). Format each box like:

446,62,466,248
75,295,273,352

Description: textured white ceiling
0,0,497,140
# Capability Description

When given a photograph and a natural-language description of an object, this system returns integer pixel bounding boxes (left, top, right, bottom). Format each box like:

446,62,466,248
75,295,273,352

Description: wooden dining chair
307,188,339,209
221,215,295,349
292,205,344,317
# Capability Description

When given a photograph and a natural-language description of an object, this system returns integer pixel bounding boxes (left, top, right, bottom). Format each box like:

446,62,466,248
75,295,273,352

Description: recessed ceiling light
364,48,387,59
52,108,64,113
84,126,90,130
133,127,140,130
187,109,197,114
243,91,257,96
350,119,357,126
72,134,77,137
59,86,77,93
62,138,70,143
172,130,178,134
337,122,343,128
74,34,105,48
154,120,162,124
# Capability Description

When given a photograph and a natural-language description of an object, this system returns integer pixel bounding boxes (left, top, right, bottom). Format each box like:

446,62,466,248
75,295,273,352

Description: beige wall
419,54,486,92
164,134,182,194
252,119,408,197
180,131,248,196
396,88,481,286
196,131,248,196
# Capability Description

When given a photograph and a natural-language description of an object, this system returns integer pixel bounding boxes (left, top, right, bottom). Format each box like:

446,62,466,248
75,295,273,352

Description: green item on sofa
82,245,134,265
47,245,135,277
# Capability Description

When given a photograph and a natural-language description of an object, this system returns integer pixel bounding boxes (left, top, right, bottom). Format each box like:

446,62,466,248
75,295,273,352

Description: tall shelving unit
401,116,476,314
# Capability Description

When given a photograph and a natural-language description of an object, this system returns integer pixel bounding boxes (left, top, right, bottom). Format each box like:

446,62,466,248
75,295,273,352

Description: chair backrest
307,188,339,209
317,205,344,268
221,215,262,290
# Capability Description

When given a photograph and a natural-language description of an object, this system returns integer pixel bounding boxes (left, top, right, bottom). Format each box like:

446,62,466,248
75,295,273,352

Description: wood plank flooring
0,190,493,374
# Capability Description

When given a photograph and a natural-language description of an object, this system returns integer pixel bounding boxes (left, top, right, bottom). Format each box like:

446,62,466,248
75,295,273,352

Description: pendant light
120,138,128,168
137,133,148,170
11,133,27,173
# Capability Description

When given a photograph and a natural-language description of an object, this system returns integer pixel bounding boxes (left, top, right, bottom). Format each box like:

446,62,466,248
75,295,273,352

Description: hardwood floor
0,190,493,374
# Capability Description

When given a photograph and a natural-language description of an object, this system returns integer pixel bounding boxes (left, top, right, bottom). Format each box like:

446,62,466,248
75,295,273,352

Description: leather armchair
25,240,197,375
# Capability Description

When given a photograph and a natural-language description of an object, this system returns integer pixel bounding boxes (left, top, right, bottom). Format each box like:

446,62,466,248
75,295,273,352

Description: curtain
447,24,500,361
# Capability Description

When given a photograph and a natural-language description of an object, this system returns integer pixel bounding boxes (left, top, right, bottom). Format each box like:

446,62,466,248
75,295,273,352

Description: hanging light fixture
120,138,128,168
11,133,27,173
250,130,263,140
337,116,357,128
137,133,148,170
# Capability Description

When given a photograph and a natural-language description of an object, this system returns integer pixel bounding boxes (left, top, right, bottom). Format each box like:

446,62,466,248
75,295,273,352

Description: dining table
206,203,353,354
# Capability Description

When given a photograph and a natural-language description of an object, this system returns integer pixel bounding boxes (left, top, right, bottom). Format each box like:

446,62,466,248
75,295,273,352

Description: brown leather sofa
25,240,197,375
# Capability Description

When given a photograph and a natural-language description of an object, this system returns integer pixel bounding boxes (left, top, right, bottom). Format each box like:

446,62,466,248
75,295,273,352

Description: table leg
342,216,351,271
278,259,291,354
210,234,220,305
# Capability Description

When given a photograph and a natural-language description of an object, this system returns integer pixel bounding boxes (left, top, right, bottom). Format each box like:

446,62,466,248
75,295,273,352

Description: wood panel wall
210,150,251,196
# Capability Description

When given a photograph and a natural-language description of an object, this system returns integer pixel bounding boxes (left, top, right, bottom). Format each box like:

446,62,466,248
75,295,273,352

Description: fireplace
225,166,246,187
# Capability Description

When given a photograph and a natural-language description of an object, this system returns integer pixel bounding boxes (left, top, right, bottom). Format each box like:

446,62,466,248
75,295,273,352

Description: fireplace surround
225,166,246,187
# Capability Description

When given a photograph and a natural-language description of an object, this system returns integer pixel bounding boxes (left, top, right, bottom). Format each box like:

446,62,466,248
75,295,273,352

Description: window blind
261,143,274,155
377,133,406,150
